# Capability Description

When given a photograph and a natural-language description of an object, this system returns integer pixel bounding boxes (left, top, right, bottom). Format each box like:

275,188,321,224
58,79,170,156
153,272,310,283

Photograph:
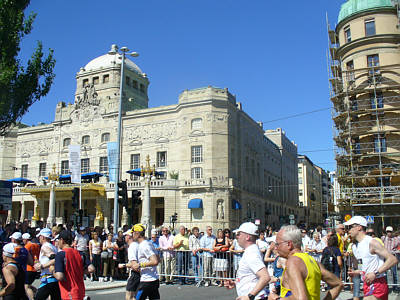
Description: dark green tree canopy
0,0,55,135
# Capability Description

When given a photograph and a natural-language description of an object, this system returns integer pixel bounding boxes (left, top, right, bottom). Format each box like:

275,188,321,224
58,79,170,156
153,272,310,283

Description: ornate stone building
0,47,299,230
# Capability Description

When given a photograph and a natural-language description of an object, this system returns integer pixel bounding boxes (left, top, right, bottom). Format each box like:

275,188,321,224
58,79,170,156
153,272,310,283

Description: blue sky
19,1,344,171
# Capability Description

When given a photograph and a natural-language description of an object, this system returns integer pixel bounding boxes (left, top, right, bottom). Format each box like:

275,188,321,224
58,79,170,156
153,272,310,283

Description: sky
18,1,345,171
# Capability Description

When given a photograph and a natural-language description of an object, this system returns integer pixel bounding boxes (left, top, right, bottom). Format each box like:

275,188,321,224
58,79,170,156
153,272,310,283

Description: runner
118,228,140,300
268,225,343,300
225,222,270,300
54,230,85,300
0,243,28,300
34,228,61,300
345,216,398,300
132,224,160,300
23,233,40,299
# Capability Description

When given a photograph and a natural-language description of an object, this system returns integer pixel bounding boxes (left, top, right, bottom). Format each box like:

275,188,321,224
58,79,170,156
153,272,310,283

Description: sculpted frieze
206,113,229,123
125,121,177,143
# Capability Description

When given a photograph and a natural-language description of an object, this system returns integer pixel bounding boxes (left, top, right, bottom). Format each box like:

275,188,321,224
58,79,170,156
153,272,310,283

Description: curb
85,282,126,291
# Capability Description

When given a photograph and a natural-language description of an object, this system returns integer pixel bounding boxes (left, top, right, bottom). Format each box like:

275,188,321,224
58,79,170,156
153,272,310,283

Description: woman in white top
256,231,269,254
89,231,102,281
306,232,326,262
102,233,115,281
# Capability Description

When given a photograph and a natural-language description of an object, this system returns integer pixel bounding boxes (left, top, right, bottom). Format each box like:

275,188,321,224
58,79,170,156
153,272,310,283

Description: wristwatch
247,294,255,300
374,270,380,277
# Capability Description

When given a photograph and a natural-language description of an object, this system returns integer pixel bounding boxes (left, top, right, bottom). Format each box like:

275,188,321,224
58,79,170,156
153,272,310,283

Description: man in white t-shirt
132,224,160,300
225,222,270,300
118,228,139,300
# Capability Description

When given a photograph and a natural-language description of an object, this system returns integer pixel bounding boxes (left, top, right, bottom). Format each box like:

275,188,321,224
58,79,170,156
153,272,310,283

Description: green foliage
0,0,55,135
170,170,179,180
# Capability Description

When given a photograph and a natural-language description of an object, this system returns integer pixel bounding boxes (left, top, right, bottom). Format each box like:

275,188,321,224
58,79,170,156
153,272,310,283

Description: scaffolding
327,10,400,226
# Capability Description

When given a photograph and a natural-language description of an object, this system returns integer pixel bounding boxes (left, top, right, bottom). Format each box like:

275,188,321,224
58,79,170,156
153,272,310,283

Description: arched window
63,138,71,147
191,118,202,130
101,133,110,143
82,135,90,145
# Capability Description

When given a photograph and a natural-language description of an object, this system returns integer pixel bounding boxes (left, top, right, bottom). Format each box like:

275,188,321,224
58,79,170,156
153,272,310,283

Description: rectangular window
82,79,88,87
374,134,387,153
132,80,138,89
298,167,302,173
346,60,355,82
157,151,167,167
299,189,303,197
344,26,351,42
298,177,303,184
370,92,383,109
21,164,28,178
191,146,203,163
130,154,140,180
126,76,131,86
367,54,379,76
191,167,203,179
81,158,90,173
61,160,69,175
103,74,109,83
39,163,46,177
99,157,108,175
140,84,145,93
93,77,99,85
350,96,358,111
365,19,376,36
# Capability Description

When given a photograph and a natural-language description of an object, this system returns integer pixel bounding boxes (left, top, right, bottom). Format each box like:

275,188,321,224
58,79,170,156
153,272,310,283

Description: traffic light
118,181,128,208
171,212,178,223
72,187,79,209
132,190,142,208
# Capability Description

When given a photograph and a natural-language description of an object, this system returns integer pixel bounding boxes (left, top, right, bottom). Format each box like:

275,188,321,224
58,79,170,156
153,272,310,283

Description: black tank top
2,262,28,300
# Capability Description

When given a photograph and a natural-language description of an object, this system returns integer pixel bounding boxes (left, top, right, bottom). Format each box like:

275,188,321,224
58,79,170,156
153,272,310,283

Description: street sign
344,214,352,222
289,214,295,220
0,180,12,211
366,215,374,224
290,219,295,225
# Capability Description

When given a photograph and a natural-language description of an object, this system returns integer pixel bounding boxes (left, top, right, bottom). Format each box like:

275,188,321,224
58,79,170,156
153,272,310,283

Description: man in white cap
346,216,398,300
225,222,270,300
10,232,33,273
0,243,28,299
23,232,40,299
381,225,400,292
73,226,89,268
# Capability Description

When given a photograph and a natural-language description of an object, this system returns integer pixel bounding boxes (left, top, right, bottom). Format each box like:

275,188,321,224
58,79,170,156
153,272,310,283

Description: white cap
22,233,31,240
386,226,394,232
123,229,132,236
151,229,158,235
10,232,22,240
79,226,86,231
36,228,52,238
233,222,259,236
3,243,16,257
343,216,367,227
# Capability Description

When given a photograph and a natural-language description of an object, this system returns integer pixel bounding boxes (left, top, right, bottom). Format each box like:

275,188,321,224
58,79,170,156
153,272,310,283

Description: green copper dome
338,0,394,23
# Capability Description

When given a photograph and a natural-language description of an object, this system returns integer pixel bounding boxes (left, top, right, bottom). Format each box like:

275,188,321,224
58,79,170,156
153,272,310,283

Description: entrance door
155,208,164,227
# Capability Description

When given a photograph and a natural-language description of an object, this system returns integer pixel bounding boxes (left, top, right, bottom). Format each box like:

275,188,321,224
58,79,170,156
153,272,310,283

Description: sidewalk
84,279,126,291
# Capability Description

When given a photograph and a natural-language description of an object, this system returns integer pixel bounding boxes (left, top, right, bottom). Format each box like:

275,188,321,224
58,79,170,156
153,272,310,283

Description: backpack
321,247,337,272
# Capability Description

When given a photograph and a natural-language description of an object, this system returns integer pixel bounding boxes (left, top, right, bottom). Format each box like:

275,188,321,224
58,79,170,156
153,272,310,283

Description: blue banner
107,142,118,182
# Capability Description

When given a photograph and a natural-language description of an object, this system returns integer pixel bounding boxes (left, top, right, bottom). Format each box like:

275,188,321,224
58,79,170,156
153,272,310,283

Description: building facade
329,0,400,227
0,47,298,231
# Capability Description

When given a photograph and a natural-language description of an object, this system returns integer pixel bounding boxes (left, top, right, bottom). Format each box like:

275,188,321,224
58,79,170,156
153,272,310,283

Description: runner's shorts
135,280,160,300
25,271,38,285
126,271,141,292
363,276,388,300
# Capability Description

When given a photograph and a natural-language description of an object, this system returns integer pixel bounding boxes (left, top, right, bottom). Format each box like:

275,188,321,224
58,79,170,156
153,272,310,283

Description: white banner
69,145,81,184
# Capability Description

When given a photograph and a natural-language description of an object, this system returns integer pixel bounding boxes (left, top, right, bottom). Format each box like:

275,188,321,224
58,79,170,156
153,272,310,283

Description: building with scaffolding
328,0,400,227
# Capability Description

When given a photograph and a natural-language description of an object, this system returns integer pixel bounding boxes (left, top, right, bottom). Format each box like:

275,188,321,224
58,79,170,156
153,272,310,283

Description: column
20,200,25,222
141,174,152,237
47,182,56,226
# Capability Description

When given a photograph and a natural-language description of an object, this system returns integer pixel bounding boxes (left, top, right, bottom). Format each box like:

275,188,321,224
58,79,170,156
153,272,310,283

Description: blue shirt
151,238,161,257
200,234,216,257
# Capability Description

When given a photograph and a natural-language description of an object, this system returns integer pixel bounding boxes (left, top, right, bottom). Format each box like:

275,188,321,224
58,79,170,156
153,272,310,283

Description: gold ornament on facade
48,164,59,181
32,206,39,221
95,203,104,221
140,155,155,177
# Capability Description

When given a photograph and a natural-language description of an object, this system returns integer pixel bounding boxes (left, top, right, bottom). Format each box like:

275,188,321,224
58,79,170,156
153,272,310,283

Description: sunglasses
366,232,374,236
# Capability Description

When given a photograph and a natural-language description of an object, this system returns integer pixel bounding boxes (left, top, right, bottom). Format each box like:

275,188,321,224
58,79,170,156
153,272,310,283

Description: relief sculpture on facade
126,121,177,143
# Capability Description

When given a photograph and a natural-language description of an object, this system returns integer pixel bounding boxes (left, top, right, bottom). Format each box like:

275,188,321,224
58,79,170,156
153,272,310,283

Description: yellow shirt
173,233,189,250
337,233,344,254
280,252,321,299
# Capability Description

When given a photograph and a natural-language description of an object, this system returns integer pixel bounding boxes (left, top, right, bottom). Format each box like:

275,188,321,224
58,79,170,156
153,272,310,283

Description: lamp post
47,164,59,227
140,155,155,237
108,44,139,235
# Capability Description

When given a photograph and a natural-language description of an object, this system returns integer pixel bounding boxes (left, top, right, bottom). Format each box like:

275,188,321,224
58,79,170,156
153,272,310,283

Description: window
93,77,99,85
61,160,69,175
353,137,361,154
191,146,203,163
126,76,131,86
132,80,138,89
350,96,358,111
191,167,203,179
63,138,71,147
81,158,90,173
367,54,379,76
370,92,383,109
39,163,46,177
82,135,90,145
103,74,109,83
365,19,376,36
346,60,354,82
130,154,140,180
82,79,89,87
191,118,202,130
298,167,302,173
157,151,167,167
374,134,387,153
140,84,145,93
344,26,351,42
99,157,108,175
101,133,110,143
21,164,28,178
298,177,303,184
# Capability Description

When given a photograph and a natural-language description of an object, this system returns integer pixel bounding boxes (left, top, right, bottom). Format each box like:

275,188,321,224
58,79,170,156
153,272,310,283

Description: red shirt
55,247,85,300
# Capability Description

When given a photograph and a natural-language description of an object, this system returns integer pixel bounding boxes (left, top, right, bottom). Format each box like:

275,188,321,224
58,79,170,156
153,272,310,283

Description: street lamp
140,155,156,237
108,44,139,235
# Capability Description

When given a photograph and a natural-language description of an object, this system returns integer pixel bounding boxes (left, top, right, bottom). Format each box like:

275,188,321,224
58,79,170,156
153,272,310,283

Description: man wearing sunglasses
346,216,398,299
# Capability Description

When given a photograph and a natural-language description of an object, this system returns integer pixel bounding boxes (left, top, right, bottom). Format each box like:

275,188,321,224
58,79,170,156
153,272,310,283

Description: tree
0,0,55,135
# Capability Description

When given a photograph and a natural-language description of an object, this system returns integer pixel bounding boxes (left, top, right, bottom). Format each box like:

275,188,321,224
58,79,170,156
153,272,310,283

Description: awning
126,168,163,177
44,173,104,181
188,198,203,209
232,199,242,210
7,177,34,183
